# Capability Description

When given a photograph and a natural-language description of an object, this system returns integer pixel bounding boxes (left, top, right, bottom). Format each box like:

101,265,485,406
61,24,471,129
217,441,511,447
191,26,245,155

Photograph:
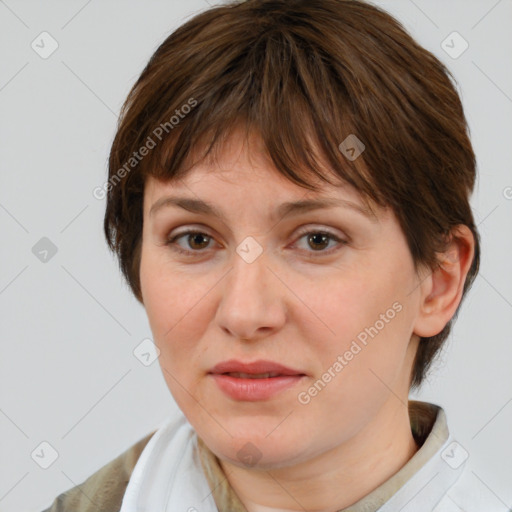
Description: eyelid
165,222,212,237
290,225,347,255
292,224,347,240
167,224,346,245
166,227,216,247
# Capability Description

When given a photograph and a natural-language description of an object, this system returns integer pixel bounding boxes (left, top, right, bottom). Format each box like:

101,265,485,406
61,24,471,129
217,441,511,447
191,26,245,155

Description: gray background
1,1,511,511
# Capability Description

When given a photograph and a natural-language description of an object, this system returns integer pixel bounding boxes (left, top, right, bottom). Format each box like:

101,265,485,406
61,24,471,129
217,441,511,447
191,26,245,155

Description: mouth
221,371,290,379
209,359,305,376
208,359,307,401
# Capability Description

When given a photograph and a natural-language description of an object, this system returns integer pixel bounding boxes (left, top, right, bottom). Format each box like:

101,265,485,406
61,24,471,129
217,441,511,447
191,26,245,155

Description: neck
219,401,419,512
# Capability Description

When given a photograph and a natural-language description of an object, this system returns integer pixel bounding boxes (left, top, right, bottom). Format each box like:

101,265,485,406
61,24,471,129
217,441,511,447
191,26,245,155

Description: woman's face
140,129,425,469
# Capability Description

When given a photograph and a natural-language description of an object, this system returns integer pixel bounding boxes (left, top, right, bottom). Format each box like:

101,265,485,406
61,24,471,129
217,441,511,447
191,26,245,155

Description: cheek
140,249,219,371
306,268,415,381
141,243,188,324
295,276,413,432
311,274,400,341
140,249,189,346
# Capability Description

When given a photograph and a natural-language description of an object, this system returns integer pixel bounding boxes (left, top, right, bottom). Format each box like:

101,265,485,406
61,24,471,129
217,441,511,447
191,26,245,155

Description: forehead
144,170,379,228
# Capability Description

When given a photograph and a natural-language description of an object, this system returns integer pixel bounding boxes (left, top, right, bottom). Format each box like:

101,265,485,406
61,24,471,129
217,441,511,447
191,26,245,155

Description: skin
139,128,475,512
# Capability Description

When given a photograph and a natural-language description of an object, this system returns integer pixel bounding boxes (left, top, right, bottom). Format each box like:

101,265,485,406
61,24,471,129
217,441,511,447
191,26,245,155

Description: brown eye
307,233,331,251
186,233,211,250
166,230,214,256
293,228,347,257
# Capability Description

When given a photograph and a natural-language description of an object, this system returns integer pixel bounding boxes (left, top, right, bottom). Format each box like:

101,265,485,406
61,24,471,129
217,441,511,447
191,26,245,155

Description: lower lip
210,374,305,401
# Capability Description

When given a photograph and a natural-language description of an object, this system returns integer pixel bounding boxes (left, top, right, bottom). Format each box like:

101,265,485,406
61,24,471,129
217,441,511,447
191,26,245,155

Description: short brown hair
104,0,480,389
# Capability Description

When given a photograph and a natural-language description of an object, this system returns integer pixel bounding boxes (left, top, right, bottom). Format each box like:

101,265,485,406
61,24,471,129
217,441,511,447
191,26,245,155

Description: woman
43,0,504,510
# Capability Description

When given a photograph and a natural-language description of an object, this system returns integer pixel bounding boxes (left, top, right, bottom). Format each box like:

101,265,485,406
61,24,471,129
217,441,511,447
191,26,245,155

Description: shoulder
41,430,156,512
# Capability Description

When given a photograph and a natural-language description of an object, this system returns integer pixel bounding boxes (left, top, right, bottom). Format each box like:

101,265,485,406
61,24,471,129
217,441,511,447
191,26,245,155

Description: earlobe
413,226,475,338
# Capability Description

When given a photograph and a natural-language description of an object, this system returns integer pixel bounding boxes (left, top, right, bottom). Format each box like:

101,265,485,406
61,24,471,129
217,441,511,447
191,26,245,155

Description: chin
203,430,305,470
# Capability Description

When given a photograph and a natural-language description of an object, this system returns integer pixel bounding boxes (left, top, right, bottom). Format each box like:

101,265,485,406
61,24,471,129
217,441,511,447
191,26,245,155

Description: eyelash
165,227,347,259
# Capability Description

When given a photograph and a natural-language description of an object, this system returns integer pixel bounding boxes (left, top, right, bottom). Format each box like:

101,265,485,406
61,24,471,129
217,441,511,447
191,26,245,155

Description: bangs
137,27,385,211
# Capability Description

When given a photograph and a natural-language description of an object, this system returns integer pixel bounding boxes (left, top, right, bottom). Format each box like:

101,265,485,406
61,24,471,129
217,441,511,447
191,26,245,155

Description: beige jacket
41,432,154,512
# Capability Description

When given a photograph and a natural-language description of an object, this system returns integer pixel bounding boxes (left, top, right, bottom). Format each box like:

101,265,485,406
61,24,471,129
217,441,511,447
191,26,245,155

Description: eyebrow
149,196,377,222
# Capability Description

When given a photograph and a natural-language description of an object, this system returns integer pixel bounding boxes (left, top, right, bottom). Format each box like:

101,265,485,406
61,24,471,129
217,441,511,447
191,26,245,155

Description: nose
214,247,287,342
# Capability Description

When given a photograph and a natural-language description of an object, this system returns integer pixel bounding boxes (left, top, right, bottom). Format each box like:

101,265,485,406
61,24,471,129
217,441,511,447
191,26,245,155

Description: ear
413,225,475,338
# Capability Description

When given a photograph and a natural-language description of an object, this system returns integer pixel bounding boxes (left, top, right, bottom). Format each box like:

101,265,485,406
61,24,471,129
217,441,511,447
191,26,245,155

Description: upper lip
209,359,305,376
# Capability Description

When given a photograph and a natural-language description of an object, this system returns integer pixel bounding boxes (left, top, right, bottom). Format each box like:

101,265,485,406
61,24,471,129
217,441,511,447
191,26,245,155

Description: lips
222,372,282,379
209,359,305,377
208,359,306,401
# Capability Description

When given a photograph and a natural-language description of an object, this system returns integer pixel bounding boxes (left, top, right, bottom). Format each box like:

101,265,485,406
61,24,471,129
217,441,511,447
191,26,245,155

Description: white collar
119,413,218,512
369,405,466,511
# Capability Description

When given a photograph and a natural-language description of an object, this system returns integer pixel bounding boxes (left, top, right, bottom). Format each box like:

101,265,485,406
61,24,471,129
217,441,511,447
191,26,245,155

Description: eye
165,227,347,258
292,227,347,257
166,230,214,256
